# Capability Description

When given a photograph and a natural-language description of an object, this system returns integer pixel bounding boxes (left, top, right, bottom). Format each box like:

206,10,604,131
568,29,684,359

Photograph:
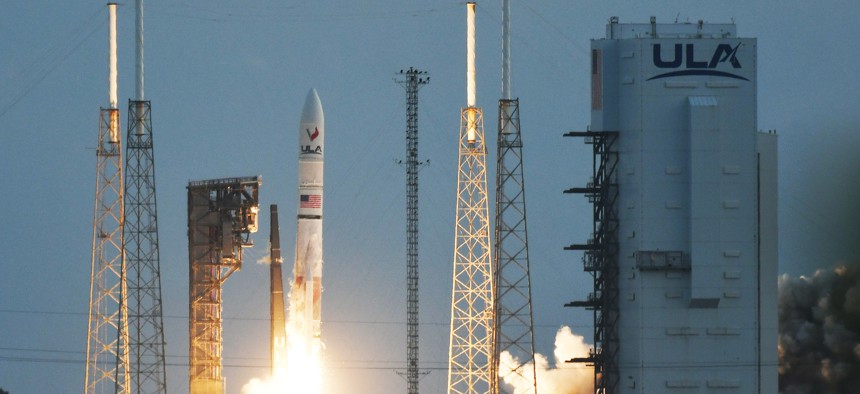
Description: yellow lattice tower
85,4,131,393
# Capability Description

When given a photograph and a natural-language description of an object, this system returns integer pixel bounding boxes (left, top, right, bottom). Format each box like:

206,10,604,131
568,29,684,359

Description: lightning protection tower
187,176,261,394
124,0,168,392
491,0,538,392
85,4,131,393
448,4,494,394
396,67,429,394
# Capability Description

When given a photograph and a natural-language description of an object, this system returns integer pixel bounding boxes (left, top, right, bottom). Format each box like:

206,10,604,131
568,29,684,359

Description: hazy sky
1,1,859,393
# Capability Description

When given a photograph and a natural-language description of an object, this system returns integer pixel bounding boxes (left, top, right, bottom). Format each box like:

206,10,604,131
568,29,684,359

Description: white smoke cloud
499,326,593,394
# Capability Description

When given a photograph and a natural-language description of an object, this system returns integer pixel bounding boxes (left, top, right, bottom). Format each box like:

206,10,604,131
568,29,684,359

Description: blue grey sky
1,1,859,393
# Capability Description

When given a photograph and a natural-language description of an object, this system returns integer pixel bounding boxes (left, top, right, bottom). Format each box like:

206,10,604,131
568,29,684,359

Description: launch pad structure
564,130,620,394
187,176,261,394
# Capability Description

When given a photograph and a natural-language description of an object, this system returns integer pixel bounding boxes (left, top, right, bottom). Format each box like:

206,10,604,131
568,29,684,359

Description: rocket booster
294,88,324,344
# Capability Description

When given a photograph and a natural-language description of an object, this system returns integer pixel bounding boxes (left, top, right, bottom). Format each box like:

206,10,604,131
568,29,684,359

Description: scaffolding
564,130,619,394
492,98,537,394
125,99,168,394
187,176,261,394
396,67,429,394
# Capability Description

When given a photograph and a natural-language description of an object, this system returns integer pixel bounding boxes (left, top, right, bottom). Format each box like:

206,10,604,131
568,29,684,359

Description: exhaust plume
778,262,860,393
499,326,593,394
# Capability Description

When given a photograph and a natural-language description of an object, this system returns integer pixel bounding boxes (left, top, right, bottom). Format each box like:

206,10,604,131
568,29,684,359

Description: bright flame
242,284,324,394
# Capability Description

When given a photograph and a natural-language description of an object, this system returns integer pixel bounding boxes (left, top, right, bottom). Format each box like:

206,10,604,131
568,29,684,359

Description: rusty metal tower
124,0,168,392
187,176,261,394
85,4,131,393
447,4,494,394
491,0,537,393
396,66,429,394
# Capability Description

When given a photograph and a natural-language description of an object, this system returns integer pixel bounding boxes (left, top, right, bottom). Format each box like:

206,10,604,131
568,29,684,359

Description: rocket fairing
293,88,324,346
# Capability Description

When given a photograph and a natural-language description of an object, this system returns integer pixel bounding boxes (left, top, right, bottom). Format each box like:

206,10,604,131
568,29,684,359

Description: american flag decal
300,194,321,209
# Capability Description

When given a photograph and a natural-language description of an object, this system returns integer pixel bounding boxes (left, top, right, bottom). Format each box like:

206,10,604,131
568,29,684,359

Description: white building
578,17,777,393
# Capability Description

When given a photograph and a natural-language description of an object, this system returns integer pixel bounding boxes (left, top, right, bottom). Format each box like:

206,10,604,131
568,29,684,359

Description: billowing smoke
779,263,860,393
499,326,593,394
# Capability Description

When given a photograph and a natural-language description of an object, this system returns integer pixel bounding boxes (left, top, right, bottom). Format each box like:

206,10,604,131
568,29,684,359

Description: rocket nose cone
301,88,324,124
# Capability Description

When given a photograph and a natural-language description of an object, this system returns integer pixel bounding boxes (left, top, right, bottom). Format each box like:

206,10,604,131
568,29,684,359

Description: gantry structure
491,0,538,392
86,4,131,393
187,176,261,394
564,130,619,394
396,66,429,394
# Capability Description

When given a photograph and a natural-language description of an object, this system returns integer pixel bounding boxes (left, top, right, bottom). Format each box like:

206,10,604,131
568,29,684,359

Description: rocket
293,88,324,347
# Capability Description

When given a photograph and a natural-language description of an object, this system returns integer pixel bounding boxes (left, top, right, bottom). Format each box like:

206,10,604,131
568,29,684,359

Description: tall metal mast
396,67,429,394
448,4,494,393
187,176,261,394
492,0,538,392
270,204,288,375
125,0,169,392
85,4,131,393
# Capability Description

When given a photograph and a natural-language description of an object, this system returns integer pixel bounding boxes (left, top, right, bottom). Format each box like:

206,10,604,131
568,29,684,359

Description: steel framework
564,130,619,394
448,107,494,394
86,107,131,394
395,67,429,394
125,99,168,394
187,176,261,394
492,98,537,394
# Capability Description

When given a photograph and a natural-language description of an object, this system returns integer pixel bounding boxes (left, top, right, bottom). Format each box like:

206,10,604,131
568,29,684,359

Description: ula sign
648,43,748,81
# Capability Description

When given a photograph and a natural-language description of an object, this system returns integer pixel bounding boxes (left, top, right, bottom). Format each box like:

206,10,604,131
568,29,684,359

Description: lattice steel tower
86,4,131,393
187,176,261,394
491,0,537,393
448,4,494,394
124,0,168,392
396,67,429,394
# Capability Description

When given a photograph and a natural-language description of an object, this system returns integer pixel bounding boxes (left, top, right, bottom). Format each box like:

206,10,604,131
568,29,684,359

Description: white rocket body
293,88,324,349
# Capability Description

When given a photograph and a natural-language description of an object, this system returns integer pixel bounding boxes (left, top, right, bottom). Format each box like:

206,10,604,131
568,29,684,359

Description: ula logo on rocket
302,127,322,155
307,127,320,141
